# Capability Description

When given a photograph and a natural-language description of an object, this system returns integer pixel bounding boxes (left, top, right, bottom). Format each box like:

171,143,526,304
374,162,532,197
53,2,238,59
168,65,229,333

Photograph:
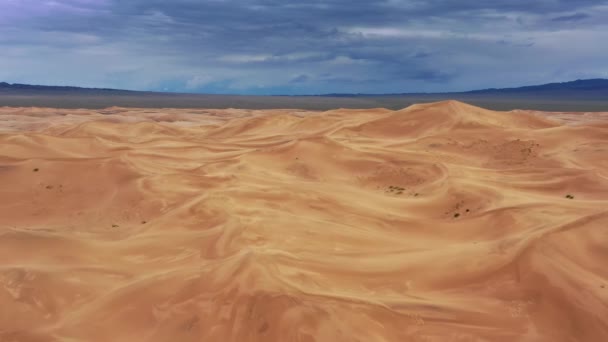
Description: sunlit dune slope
0,101,607,342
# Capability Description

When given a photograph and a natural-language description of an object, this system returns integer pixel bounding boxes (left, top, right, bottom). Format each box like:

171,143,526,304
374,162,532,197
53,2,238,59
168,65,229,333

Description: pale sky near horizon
1,0,607,94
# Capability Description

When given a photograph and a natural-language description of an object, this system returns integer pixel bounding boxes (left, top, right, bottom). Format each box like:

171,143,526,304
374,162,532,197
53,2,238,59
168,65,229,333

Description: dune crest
0,101,607,342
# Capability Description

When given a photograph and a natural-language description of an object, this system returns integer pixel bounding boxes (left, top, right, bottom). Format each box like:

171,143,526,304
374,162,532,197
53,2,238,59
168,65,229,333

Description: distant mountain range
1,79,607,111
0,82,133,93
463,78,608,94
319,79,608,97
1,79,608,96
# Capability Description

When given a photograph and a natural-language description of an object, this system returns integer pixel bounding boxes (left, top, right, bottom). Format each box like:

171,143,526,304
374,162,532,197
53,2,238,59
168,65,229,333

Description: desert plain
0,101,607,341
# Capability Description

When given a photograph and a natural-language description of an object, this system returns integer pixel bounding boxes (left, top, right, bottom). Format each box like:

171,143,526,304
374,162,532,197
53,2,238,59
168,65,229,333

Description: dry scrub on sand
0,101,607,341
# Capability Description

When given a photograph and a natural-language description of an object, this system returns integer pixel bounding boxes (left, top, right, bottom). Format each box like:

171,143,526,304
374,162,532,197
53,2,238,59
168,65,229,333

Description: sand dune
0,101,607,342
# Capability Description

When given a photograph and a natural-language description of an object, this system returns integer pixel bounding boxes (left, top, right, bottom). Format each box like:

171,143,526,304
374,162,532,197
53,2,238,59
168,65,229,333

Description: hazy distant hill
464,79,608,95
0,82,135,94
1,79,607,111
320,79,608,97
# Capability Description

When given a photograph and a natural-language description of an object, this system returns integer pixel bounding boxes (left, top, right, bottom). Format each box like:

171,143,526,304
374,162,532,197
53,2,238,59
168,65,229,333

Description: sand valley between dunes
0,101,607,342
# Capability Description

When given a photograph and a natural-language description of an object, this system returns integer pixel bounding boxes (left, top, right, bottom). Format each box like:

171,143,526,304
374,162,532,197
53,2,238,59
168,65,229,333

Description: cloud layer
1,0,607,94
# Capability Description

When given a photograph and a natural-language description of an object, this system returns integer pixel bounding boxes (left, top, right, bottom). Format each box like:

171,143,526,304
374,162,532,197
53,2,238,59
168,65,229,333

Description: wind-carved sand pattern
0,101,607,341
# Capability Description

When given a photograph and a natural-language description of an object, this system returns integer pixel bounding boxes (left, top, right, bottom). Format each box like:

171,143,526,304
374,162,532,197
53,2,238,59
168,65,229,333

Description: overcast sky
1,0,607,94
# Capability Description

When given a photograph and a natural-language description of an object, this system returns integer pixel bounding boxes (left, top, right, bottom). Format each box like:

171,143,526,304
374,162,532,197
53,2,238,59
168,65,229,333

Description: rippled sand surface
1,101,607,342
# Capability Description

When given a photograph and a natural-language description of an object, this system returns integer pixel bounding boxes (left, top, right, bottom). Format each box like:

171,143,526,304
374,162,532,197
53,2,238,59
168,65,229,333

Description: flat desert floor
0,101,607,342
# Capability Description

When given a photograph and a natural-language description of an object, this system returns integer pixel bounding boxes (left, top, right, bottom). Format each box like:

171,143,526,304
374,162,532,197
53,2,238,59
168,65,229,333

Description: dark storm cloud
551,13,591,22
0,0,607,94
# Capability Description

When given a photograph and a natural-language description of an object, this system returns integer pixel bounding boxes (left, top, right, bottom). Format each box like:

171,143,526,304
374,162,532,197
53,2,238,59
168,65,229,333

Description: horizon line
1,78,607,97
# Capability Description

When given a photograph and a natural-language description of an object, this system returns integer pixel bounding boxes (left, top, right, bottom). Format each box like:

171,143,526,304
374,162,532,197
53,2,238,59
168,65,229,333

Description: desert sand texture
0,101,607,342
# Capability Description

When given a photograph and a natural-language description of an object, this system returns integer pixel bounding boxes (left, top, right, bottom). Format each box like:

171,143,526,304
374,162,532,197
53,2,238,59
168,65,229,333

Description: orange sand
0,101,607,341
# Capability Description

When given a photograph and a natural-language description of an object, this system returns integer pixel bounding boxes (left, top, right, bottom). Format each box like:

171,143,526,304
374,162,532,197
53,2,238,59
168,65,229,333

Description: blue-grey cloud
551,13,591,22
0,0,607,94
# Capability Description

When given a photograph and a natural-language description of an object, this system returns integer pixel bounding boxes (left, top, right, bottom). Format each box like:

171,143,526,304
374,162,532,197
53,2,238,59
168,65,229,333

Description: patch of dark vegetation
445,199,468,219
386,185,406,194
565,194,575,199
33,168,39,172
141,221,147,224
112,224,119,228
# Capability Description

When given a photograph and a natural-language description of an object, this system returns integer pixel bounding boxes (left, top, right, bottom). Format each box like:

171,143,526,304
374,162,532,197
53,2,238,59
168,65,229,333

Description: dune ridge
0,101,607,342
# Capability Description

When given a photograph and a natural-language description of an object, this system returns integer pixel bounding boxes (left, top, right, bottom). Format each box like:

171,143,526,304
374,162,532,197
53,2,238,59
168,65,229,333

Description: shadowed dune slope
0,101,607,342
